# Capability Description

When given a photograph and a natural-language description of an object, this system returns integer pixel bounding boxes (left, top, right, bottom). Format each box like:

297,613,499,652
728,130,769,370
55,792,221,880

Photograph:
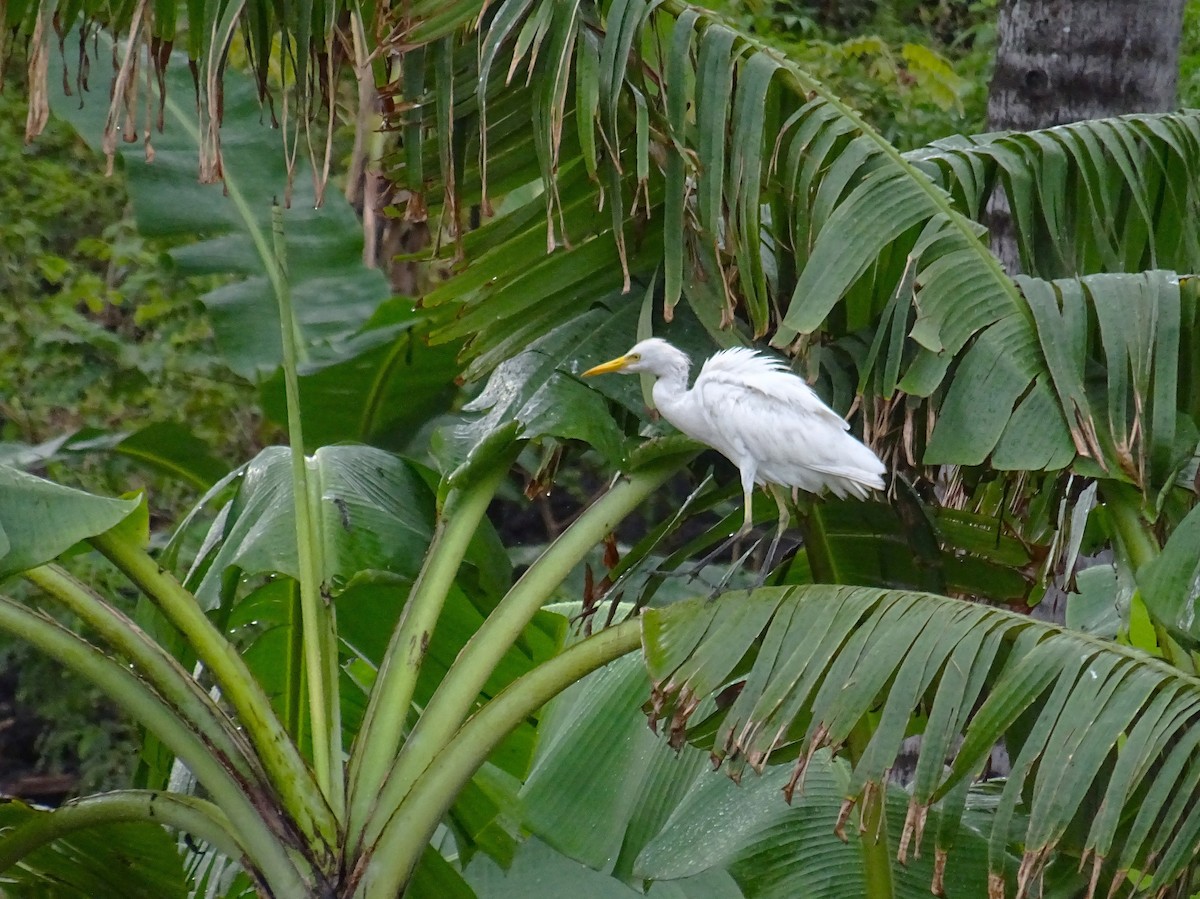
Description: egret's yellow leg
737,465,757,538
759,485,791,586
686,479,758,584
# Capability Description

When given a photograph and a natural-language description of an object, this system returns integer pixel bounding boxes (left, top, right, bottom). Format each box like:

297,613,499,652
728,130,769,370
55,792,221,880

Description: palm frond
644,586,1200,897
909,115,1200,278
917,271,1199,493
523,648,1010,897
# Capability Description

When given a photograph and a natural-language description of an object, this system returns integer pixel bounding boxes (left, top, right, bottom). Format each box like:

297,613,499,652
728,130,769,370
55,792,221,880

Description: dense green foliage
0,77,260,495
0,74,260,794
708,0,994,146
2,0,1200,897
0,0,998,798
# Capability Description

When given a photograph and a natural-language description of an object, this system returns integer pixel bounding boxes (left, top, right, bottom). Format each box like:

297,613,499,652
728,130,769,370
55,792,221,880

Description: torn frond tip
833,797,855,842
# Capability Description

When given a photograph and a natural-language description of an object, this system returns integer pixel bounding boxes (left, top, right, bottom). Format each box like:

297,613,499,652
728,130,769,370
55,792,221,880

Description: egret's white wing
696,348,849,429
693,350,884,497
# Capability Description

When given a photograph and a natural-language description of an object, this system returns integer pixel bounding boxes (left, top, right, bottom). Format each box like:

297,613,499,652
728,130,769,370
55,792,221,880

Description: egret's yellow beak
582,355,631,377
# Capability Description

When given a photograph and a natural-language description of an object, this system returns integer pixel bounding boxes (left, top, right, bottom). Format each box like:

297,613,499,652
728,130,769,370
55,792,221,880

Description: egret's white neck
648,351,692,422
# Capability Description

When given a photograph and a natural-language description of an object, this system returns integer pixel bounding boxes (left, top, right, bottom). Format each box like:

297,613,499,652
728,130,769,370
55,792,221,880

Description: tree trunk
985,0,1186,272
988,0,1185,132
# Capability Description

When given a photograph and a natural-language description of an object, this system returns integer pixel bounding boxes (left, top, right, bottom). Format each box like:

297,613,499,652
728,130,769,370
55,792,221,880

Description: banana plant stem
355,619,644,898
24,565,256,778
0,792,245,874
847,719,894,899
1102,481,1159,571
88,528,337,852
346,447,518,846
360,460,680,850
0,594,314,895
271,202,344,817
1100,481,1193,673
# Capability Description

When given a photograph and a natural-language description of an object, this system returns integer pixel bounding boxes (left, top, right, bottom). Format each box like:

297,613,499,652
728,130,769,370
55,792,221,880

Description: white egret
583,337,885,574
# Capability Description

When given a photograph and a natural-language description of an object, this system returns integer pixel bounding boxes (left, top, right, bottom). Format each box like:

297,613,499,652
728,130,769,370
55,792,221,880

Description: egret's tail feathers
808,441,886,499
764,462,885,499
824,470,886,500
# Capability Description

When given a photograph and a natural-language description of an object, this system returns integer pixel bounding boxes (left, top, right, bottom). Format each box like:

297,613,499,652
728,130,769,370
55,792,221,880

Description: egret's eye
628,353,641,361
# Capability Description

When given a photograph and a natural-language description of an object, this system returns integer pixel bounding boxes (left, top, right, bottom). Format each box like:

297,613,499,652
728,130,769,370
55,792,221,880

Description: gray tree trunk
985,0,1186,273
988,0,1186,132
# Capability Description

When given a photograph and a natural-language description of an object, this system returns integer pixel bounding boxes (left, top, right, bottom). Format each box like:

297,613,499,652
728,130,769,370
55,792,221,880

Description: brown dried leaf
102,0,150,171
783,722,828,802
859,780,880,837
987,870,1005,899
667,689,701,750
24,11,50,144
932,847,947,896
1085,853,1103,899
899,800,928,863
1016,845,1051,899
1104,869,1127,899
834,796,855,841
602,533,620,570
